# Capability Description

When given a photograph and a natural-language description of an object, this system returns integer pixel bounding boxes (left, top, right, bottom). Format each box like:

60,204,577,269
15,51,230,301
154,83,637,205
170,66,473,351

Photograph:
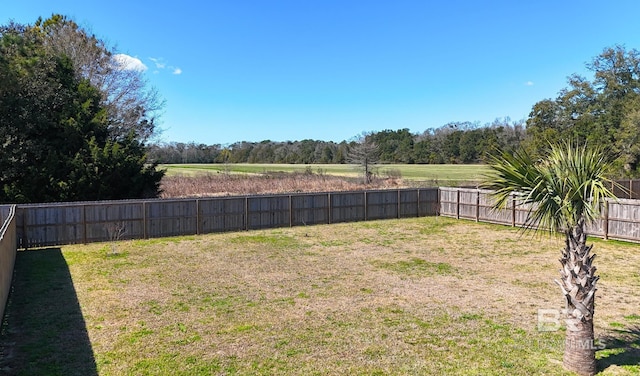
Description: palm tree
482,142,618,376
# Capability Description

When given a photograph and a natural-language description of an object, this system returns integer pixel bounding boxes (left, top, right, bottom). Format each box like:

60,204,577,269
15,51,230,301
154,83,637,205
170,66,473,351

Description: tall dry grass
160,172,405,198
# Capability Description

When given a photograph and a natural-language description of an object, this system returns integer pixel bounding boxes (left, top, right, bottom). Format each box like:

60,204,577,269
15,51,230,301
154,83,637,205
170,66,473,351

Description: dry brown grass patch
159,172,404,198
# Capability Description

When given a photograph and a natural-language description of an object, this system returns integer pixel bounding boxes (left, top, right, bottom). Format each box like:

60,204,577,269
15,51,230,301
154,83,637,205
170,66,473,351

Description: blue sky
4,1,640,145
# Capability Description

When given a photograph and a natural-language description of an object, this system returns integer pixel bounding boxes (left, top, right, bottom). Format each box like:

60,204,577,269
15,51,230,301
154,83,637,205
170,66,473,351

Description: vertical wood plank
511,194,516,227
604,200,609,240
475,191,480,222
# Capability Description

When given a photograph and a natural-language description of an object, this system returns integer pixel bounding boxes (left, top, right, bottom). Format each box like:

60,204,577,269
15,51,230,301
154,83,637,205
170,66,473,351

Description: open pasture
2,217,639,375
161,163,491,183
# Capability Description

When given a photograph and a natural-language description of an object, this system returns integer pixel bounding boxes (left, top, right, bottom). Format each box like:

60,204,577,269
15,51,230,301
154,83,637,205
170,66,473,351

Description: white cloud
113,54,147,72
148,57,182,75
525,81,534,86
149,57,166,69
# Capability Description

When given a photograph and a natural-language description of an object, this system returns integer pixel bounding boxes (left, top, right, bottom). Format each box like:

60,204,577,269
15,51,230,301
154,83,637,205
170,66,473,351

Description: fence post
456,189,460,219
397,189,401,219
327,192,332,224
603,200,609,240
475,190,480,222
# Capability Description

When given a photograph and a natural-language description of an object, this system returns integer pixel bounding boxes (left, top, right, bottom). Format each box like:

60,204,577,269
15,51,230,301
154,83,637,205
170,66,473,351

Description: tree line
149,118,525,165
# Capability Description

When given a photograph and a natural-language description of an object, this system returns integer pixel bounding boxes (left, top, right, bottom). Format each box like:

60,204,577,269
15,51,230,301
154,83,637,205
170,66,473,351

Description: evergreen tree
0,20,163,203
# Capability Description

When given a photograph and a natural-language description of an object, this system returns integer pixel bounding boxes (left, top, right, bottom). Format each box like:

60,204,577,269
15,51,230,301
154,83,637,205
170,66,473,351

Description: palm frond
483,141,617,235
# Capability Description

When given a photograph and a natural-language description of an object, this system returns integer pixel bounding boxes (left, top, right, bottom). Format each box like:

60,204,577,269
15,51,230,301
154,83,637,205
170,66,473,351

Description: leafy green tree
483,142,618,376
371,128,415,163
320,145,334,163
0,19,162,203
526,45,640,176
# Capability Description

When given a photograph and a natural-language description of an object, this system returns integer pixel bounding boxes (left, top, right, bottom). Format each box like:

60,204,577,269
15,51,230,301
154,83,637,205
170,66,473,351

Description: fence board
0,205,16,322
478,190,511,225
607,199,640,241
247,195,290,229
458,190,478,220
613,179,640,199
199,197,246,233
418,189,439,217
85,202,145,242
291,193,330,226
366,190,399,220
330,192,365,223
18,204,85,247
146,200,198,238
438,188,459,218
399,190,418,218
613,181,629,199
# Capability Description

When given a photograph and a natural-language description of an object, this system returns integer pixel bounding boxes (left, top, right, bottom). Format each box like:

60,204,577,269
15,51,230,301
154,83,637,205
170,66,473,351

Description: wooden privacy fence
0,205,17,321
613,179,640,199
15,188,439,248
439,187,640,243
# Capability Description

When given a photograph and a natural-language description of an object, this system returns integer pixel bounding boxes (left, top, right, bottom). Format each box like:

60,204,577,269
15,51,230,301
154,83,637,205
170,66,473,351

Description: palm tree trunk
564,319,596,376
556,218,598,376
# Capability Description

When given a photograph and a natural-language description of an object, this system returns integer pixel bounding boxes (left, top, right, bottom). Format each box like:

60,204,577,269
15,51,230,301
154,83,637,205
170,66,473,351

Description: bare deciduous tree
347,133,379,184
36,15,164,141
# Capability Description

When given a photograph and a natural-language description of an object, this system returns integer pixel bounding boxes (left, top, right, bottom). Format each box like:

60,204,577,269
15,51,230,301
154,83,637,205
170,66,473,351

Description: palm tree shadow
597,324,640,372
0,248,97,376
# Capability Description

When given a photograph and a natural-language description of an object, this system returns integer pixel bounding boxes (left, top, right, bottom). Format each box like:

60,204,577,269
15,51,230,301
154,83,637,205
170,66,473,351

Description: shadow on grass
597,324,640,372
0,248,97,376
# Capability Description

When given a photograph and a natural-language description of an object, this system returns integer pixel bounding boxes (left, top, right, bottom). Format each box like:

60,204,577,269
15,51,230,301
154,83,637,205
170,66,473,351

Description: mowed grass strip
3,217,640,375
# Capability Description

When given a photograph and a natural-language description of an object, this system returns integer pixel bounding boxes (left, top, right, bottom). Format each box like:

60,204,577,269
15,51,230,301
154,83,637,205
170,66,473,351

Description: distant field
161,163,490,183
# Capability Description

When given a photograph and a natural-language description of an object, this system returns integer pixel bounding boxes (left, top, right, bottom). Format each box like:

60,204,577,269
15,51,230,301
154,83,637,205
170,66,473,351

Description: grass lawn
2,217,639,375
161,163,490,183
